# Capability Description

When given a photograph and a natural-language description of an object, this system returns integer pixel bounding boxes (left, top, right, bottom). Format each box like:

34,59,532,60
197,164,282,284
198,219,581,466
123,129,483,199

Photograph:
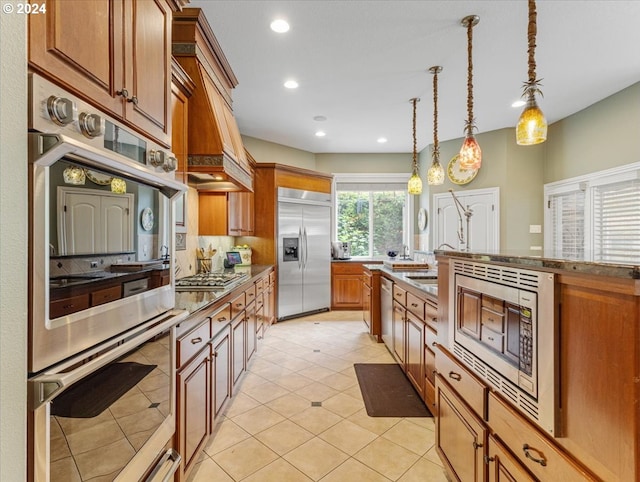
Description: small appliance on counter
331,241,351,260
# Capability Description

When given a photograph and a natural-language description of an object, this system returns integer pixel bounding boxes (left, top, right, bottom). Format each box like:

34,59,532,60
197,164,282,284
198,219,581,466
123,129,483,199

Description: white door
433,187,500,252
102,196,132,253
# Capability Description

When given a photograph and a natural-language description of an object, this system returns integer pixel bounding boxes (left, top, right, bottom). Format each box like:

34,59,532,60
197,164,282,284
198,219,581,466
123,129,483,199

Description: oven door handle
29,309,188,409
144,448,182,482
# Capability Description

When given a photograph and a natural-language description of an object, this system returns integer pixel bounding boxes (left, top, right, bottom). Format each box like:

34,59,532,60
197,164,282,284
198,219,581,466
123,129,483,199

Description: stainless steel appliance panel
300,203,331,314
277,188,331,320
277,202,304,318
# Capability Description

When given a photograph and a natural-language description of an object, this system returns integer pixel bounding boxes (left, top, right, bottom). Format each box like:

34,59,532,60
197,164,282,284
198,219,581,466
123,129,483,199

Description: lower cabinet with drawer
435,344,599,482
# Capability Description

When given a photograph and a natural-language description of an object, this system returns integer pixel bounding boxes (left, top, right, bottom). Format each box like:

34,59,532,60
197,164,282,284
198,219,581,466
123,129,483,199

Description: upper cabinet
28,0,173,147
172,8,252,191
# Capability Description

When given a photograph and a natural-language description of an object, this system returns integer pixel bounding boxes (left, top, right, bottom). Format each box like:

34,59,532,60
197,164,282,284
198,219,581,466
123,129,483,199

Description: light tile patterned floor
187,311,448,482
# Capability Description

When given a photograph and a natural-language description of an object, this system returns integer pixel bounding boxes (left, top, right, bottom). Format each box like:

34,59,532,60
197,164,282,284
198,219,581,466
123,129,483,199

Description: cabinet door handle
212,351,218,358
431,317,437,323
431,341,437,347
448,371,462,381
116,88,129,98
191,337,203,344
127,95,138,105
473,441,483,450
522,444,547,466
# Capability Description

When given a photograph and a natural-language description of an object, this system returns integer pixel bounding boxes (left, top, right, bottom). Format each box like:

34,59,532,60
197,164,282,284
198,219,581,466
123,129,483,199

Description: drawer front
435,345,488,420
393,285,407,306
425,299,438,329
489,392,598,481
487,434,536,482
50,293,90,318
480,326,504,352
331,262,364,275
211,303,231,325
230,293,246,318
481,307,504,332
482,294,504,313
406,292,425,320
425,324,437,349
177,319,211,367
269,271,276,284
424,377,437,415
245,285,256,305
425,344,436,385
255,292,264,310
256,278,264,294
90,285,121,306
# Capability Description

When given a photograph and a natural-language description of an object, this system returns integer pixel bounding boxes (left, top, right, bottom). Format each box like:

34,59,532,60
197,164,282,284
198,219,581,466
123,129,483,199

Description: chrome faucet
161,245,169,260
401,244,410,259
437,243,456,250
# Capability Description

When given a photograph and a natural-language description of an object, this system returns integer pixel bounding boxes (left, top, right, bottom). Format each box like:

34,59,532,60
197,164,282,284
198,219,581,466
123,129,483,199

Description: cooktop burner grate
175,272,248,291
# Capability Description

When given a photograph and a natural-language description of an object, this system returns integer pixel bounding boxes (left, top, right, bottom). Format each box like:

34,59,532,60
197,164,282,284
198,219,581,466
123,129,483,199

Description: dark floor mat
51,361,156,418
354,363,432,417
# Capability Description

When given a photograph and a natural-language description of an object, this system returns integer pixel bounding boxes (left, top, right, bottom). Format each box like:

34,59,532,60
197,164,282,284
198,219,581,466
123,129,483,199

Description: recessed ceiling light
511,99,526,108
270,19,290,33
313,115,327,122
377,137,388,143
284,80,299,89
315,131,326,137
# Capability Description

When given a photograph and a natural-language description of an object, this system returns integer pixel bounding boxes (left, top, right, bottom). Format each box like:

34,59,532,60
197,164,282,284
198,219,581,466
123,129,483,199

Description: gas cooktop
175,271,248,291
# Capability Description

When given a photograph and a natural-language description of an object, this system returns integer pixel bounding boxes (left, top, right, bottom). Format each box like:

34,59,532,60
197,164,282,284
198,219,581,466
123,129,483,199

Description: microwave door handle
29,310,187,409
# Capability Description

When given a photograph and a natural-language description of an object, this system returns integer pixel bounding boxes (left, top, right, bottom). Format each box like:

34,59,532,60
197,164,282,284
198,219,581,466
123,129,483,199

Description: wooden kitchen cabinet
29,0,173,146
487,434,536,482
198,191,254,236
436,373,488,482
392,300,406,365
331,262,365,310
211,329,231,420
231,311,246,390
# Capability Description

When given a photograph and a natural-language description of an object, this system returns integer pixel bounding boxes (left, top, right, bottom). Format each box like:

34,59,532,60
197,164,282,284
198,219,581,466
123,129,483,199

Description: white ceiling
188,0,640,154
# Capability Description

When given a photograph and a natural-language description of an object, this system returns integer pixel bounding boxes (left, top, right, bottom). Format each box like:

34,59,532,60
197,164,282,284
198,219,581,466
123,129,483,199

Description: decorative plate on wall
447,155,478,185
86,170,113,185
140,207,154,231
418,208,428,231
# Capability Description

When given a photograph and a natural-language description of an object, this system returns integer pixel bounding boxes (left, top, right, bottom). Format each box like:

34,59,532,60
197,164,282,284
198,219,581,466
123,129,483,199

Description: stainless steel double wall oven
28,73,188,481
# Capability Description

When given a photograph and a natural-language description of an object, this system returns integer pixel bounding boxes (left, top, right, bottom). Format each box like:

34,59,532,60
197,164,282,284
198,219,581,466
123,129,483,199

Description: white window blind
593,179,640,263
549,190,585,260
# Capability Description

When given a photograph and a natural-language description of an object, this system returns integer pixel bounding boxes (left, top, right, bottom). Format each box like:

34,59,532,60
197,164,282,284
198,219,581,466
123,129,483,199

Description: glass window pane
337,191,370,256
372,191,405,257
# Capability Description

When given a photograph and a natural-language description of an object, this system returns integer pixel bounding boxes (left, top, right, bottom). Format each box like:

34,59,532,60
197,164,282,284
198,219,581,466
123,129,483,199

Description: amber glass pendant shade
427,157,444,185
63,166,86,185
408,170,423,195
459,134,482,170
516,94,547,145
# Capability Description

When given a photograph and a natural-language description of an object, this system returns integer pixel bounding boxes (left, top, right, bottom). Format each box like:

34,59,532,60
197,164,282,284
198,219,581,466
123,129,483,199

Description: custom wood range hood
173,8,253,192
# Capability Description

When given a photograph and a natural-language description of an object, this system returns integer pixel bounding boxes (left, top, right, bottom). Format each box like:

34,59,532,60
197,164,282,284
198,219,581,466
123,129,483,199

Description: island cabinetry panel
331,262,365,310
361,267,383,340
405,310,424,399
436,373,487,482
29,0,173,146
392,300,406,365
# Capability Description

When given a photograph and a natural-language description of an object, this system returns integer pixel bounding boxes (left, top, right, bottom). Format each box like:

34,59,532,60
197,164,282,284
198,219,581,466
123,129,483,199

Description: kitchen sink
406,275,438,285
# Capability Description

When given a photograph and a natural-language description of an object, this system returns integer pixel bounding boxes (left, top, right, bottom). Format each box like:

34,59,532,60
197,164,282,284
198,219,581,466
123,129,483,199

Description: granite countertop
174,265,273,315
365,263,439,297
434,249,640,279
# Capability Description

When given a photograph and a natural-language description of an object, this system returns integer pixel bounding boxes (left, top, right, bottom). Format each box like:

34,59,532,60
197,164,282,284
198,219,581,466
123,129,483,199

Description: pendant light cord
466,19,474,132
433,70,440,158
412,98,418,168
527,0,538,85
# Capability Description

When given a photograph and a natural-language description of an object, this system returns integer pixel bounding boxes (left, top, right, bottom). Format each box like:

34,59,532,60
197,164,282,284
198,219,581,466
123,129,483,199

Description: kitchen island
434,250,639,482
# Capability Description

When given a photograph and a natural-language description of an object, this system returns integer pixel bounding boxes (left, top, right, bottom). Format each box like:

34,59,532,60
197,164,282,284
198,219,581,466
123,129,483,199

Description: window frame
544,161,640,263
332,173,414,259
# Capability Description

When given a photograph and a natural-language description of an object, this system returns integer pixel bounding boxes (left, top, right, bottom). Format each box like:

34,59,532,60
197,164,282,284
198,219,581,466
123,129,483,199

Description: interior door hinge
63,205,67,212
547,199,551,209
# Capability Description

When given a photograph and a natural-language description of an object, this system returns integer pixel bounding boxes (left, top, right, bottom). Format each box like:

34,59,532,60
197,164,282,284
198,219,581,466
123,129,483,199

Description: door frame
432,187,500,252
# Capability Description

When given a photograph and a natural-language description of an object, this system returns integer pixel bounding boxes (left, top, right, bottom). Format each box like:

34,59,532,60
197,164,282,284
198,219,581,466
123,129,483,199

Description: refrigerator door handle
298,227,303,270
303,227,309,268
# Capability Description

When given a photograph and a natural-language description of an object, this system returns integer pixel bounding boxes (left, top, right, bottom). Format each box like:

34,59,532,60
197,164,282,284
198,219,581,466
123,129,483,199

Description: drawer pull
432,317,437,322
191,337,203,344
487,336,495,341
212,351,218,358
431,341,437,347
448,371,462,381
217,316,227,322
411,302,418,307
523,444,547,467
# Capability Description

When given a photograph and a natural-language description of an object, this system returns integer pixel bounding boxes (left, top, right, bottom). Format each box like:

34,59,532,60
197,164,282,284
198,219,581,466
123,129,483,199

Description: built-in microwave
448,259,559,436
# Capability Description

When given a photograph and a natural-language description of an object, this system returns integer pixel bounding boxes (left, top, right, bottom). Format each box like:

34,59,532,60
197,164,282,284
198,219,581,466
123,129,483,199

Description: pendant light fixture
516,0,547,145
427,66,444,185
407,97,422,195
459,15,481,171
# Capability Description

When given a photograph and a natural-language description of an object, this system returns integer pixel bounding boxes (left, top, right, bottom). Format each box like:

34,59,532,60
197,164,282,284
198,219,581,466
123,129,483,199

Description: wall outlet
90,261,98,268
529,224,542,234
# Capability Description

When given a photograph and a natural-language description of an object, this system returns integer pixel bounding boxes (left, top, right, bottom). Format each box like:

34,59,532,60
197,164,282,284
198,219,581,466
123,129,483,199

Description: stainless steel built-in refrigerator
278,188,331,320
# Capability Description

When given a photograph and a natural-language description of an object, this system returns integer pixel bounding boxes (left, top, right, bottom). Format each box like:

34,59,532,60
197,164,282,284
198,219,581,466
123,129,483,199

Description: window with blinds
548,190,585,260
545,162,640,264
593,179,640,263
